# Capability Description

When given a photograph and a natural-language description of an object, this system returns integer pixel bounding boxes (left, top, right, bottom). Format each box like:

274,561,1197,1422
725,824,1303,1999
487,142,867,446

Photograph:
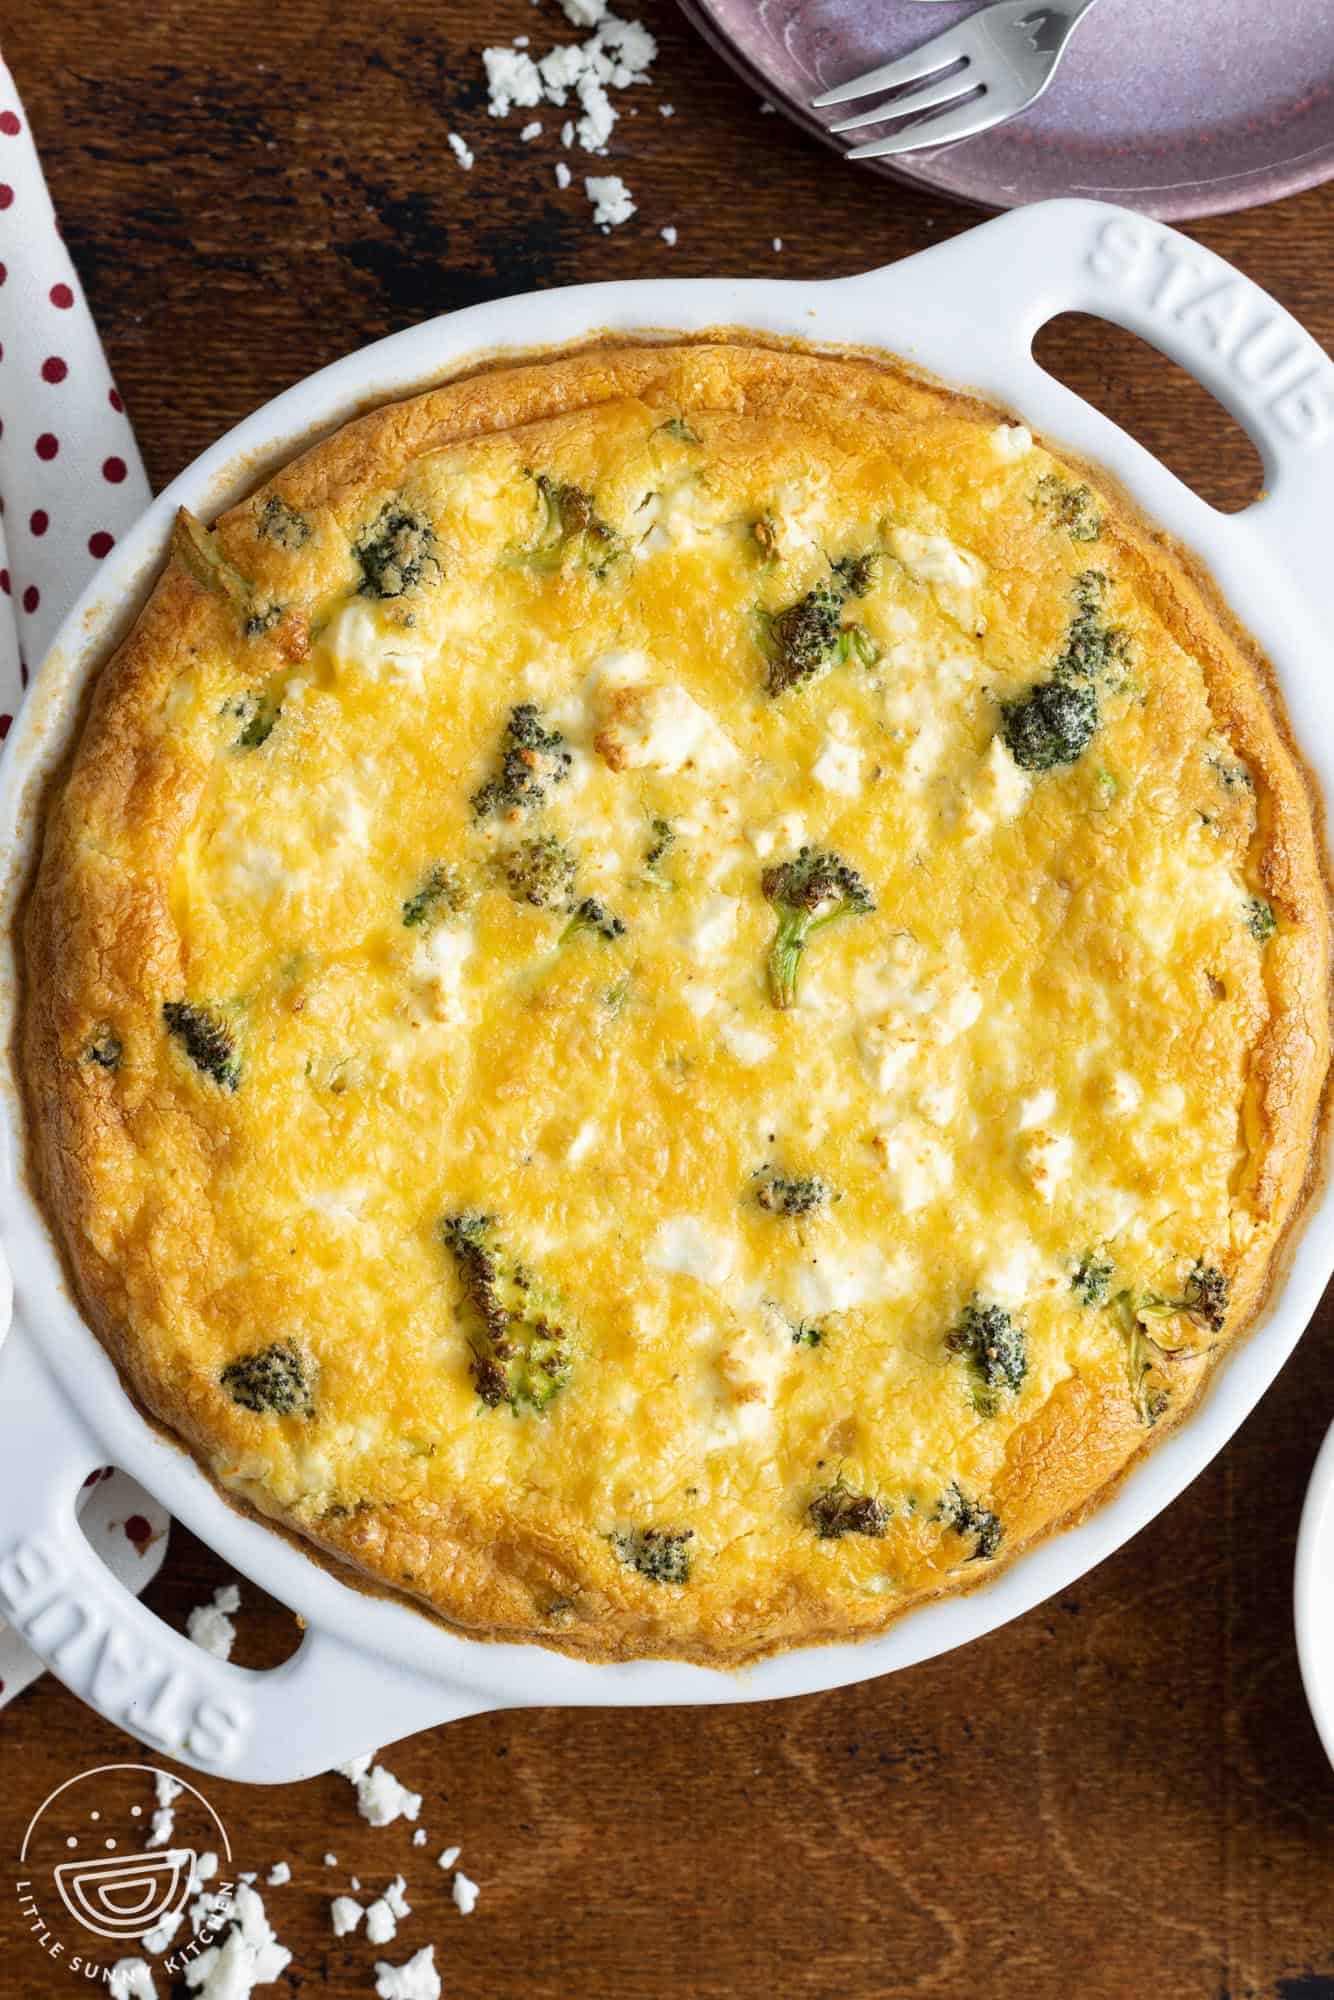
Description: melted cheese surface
31,344,1325,1662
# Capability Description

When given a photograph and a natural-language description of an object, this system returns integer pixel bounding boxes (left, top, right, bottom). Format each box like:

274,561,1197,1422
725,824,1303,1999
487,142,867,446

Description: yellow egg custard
20,341,1331,1662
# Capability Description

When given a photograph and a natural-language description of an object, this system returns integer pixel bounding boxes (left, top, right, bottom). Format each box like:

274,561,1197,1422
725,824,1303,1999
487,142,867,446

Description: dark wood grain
3,6,1334,1994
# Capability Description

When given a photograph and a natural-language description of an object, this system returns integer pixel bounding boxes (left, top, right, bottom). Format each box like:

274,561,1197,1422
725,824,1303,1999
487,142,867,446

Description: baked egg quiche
21,341,1331,1663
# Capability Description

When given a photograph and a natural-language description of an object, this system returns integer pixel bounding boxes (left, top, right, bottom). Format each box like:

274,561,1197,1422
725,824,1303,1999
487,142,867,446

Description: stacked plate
677,0,1334,218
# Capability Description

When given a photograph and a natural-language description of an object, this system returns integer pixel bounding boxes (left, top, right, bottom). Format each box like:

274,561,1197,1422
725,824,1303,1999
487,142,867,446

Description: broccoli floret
440,1212,573,1413
656,416,701,445
830,551,881,597
220,1339,314,1417
1245,896,1276,944
244,603,283,640
757,580,877,694
752,1166,832,1217
1034,474,1102,543
1072,1250,1113,1307
936,1482,1002,1561
756,554,882,694
1108,1290,1170,1426
1055,569,1129,685
1208,749,1252,791
1107,1268,1226,1425
500,834,577,910
173,508,255,616
1141,1260,1229,1335
162,1001,241,1091
402,863,470,928
944,1301,1027,1415
644,816,676,878
808,1479,890,1541
230,687,281,749
1001,571,1129,772
760,584,843,695
472,702,572,819
760,846,875,1010
354,504,441,599
257,496,311,550
612,1526,694,1584
560,897,626,945
518,472,624,579
85,1028,122,1072
1001,677,1099,771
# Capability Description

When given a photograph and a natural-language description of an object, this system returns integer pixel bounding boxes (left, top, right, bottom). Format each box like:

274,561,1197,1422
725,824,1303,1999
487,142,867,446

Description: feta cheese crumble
183,1882,291,1999
585,173,635,229
447,133,474,172
649,1217,735,1288
592,673,738,775
991,422,1034,460
375,1946,442,2000
330,1895,364,1937
458,4,668,239
338,1752,423,1828
452,1871,481,1916
186,1583,240,1660
1020,1127,1074,1202
146,1771,183,1849
483,47,544,116
265,1861,291,1887
110,1962,157,2000
365,1898,398,1946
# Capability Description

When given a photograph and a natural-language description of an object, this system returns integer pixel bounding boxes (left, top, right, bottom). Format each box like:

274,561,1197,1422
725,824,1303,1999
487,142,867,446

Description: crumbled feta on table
183,1882,291,1999
186,1582,240,1661
330,1895,364,1937
585,174,635,229
146,1770,183,1849
375,1946,442,2000
338,1752,423,1827
109,1963,157,2000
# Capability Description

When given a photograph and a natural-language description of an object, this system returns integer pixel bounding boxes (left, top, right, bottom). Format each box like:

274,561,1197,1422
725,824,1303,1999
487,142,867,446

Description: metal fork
811,0,1103,160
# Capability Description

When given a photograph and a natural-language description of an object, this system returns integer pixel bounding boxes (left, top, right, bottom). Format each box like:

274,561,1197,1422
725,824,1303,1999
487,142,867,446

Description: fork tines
810,23,987,160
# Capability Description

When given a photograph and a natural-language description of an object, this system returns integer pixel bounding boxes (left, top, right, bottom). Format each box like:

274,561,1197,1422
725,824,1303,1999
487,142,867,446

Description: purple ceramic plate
678,0,1334,218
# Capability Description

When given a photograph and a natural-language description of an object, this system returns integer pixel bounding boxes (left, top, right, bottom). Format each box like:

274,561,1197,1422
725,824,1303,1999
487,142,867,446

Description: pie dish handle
0,1319,491,1783
882,199,1334,617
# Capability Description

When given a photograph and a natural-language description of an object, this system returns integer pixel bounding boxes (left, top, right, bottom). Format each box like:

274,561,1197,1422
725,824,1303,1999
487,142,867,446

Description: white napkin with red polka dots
0,47,149,723
0,51,168,1713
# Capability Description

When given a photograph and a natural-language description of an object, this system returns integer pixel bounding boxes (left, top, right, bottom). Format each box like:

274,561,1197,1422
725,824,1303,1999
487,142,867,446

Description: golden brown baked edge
18,337,1333,1666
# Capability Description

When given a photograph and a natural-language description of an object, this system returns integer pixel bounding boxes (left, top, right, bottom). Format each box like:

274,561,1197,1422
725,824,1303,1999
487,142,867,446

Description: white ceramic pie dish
1295,1421,1334,1770
1,198,1332,1786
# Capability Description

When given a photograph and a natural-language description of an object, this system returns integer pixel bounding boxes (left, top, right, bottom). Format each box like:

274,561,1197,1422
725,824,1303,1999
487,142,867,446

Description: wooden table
3,6,1333,1994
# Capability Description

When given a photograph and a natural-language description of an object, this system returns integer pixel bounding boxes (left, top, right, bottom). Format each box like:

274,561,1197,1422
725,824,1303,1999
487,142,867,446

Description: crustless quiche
21,342,1331,1662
